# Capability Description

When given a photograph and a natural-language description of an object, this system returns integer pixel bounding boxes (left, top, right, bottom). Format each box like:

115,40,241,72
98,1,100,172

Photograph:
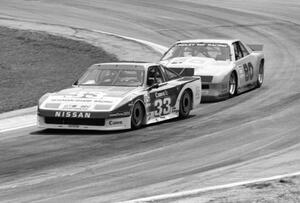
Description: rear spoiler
247,44,264,51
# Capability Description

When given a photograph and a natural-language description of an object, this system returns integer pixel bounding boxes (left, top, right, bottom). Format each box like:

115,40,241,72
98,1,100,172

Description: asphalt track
0,0,300,202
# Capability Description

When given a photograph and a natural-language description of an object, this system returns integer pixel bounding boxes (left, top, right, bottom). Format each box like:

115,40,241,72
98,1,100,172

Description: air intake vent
45,117,105,126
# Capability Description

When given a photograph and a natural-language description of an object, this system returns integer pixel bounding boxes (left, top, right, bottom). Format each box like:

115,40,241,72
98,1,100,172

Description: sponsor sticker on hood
41,87,139,111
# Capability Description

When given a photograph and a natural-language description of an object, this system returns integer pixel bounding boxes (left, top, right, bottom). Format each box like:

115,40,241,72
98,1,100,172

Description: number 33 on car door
154,97,171,116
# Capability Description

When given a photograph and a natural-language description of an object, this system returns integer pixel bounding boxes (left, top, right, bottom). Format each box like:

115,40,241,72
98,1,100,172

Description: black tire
256,62,264,88
179,90,192,118
228,72,237,97
131,101,145,129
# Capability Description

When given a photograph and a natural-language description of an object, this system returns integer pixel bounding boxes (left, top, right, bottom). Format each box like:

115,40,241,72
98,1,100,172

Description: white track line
121,171,300,203
92,29,167,54
0,114,37,134
0,123,36,134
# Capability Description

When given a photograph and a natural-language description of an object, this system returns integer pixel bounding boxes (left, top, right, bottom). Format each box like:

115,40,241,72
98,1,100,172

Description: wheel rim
181,92,191,114
258,66,264,84
229,73,237,95
132,102,143,126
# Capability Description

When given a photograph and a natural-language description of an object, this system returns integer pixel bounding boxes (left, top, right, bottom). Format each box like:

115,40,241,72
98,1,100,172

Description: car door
233,41,255,87
146,66,178,121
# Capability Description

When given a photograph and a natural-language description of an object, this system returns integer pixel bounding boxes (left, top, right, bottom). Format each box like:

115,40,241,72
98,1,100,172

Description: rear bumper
37,115,131,131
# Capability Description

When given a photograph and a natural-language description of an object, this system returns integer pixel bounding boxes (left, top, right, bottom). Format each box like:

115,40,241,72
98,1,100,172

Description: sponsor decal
69,92,105,99
54,111,91,118
155,90,168,98
177,43,229,48
63,104,90,110
109,112,130,117
79,93,99,98
94,100,113,103
108,120,123,125
51,98,93,102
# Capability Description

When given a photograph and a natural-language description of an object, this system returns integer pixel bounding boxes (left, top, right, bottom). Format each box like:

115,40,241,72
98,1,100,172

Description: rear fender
174,79,201,110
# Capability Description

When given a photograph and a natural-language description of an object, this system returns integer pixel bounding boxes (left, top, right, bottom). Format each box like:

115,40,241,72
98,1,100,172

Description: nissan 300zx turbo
37,62,201,130
160,39,265,100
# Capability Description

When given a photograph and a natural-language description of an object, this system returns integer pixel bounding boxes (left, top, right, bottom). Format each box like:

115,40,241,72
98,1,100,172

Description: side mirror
72,80,78,86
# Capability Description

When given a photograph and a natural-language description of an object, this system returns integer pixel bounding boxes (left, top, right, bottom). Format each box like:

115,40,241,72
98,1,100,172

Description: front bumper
38,116,131,130
37,109,131,130
201,82,229,101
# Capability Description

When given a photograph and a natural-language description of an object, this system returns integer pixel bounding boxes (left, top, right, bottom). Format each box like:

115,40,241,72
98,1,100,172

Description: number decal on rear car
243,62,254,81
154,97,171,117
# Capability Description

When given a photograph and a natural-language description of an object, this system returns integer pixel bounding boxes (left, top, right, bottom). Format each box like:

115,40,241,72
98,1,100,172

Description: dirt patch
159,176,300,202
0,26,118,113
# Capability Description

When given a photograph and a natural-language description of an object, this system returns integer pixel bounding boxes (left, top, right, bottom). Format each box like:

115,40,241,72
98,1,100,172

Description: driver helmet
183,46,194,57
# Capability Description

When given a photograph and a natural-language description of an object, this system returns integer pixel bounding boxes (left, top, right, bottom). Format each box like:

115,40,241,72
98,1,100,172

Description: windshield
161,43,231,61
77,68,145,87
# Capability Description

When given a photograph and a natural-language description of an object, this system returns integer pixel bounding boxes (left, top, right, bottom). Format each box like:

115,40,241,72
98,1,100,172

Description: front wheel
256,62,264,88
228,72,237,97
179,90,192,118
131,102,145,129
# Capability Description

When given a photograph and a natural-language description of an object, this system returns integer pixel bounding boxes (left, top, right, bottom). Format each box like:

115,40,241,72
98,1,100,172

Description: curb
0,106,36,120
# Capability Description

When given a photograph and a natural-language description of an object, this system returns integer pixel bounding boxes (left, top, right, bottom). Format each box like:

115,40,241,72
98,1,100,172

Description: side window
147,66,164,86
238,41,249,57
233,42,243,61
163,66,180,81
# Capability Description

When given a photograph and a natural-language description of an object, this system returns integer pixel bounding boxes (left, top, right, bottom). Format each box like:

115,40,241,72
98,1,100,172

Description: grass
0,26,118,113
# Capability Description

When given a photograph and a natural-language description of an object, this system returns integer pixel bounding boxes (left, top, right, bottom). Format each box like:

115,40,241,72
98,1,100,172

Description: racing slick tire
131,101,145,129
179,90,192,118
256,62,264,88
228,71,238,97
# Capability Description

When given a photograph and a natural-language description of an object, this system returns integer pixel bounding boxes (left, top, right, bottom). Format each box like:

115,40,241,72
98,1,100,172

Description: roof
175,39,239,45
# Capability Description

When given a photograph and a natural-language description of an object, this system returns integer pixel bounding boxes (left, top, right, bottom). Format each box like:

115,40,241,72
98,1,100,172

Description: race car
160,39,265,100
37,62,201,130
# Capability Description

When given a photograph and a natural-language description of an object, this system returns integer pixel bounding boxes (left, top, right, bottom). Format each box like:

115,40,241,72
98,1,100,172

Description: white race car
37,62,201,130
160,39,265,100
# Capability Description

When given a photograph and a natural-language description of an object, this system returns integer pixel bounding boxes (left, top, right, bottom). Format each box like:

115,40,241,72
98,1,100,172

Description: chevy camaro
160,39,264,100
37,62,201,130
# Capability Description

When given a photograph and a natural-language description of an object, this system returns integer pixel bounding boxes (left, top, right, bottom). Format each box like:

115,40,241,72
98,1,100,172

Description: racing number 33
154,97,171,116
243,62,254,81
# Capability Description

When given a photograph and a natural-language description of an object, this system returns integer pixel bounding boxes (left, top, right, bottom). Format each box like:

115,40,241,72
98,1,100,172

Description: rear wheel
256,62,264,88
131,101,144,129
179,90,192,118
228,72,237,97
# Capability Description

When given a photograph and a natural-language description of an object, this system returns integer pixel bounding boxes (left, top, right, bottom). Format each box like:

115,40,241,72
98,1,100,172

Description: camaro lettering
54,111,91,118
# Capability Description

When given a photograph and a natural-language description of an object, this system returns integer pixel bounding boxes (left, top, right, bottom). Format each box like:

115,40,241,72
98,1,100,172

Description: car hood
40,86,141,112
161,57,233,76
